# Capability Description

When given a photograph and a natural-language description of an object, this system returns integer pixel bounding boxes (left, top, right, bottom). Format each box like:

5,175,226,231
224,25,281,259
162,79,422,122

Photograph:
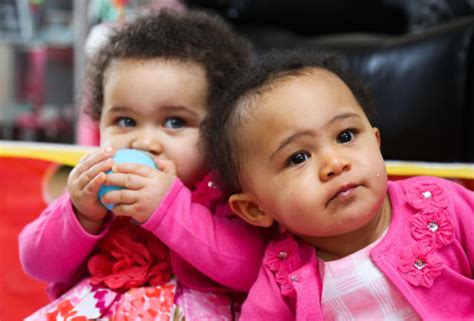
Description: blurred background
0,0,164,144
1,0,473,161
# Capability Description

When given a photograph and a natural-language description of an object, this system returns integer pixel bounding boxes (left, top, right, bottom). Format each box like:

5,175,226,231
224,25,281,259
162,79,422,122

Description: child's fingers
112,163,155,177
111,202,148,223
101,188,137,206
104,172,145,190
74,149,114,178
78,158,114,190
111,203,136,217
80,148,113,167
83,172,107,195
155,159,177,175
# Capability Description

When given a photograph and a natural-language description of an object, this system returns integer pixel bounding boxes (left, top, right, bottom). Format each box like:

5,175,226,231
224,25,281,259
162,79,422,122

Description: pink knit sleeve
141,180,268,292
448,180,474,269
18,193,109,297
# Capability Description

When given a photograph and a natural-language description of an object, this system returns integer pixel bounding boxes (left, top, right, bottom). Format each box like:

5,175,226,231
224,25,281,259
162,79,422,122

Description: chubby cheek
368,153,389,202
260,184,313,225
99,128,124,149
372,150,387,180
100,138,128,150
174,154,208,188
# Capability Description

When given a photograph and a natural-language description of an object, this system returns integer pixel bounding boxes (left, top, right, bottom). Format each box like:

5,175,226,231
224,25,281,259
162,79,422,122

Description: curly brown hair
84,9,251,120
201,49,375,194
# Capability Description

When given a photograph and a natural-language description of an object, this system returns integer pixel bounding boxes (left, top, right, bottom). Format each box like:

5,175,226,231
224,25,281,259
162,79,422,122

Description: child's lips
328,183,359,204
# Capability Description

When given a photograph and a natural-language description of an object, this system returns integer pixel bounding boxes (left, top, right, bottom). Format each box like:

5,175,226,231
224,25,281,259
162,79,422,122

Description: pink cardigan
19,177,268,298
240,177,474,320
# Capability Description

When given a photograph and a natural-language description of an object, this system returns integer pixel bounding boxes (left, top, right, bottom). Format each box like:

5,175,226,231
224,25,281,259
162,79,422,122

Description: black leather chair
188,1,474,163
239,16,474,163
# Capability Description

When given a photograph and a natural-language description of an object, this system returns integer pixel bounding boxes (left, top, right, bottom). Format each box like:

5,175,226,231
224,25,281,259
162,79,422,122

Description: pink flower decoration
410,209,454,248
406,182,448,210
88,218,172,290
191,172,224,211
264,234,299,272
398,243,444,288
264,233,301,297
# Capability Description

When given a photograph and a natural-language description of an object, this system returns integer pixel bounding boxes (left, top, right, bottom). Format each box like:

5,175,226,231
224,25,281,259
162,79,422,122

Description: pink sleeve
449,180,474,269
141,180,268,292
18,193,109,296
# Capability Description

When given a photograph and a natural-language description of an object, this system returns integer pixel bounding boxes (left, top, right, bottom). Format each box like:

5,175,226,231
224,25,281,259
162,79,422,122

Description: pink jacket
19,176,268,298
240,177,474,321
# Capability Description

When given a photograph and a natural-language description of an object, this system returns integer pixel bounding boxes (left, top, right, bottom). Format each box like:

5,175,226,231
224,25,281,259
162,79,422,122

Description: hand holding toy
98,149,157,210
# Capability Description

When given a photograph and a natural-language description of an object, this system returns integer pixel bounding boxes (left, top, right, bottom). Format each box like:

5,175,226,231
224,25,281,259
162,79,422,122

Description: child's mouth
329,183,358,204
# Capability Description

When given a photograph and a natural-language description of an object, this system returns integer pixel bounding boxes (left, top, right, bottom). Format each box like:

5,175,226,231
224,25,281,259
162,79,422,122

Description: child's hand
101,158,177,223
67,148,115,234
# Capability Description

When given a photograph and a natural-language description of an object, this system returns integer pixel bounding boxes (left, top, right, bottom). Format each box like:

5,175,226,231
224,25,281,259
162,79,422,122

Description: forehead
103,58,208,111
235,69,363,148
248,69,358,125
105,58,207,85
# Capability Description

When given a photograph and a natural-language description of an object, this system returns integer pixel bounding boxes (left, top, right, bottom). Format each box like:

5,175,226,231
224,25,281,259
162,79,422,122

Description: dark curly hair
201,49,375,194
84,9,251,120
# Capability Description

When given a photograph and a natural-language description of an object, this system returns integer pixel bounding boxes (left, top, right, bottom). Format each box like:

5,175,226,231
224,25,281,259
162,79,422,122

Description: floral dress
25,175,238,321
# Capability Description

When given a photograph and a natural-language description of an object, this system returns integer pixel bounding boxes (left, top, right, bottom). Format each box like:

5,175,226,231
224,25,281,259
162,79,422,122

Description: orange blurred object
0,157,52,320
113,0,129,6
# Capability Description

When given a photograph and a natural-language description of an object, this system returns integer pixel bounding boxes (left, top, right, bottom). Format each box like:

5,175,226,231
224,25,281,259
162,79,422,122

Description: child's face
99,58,208,188
231,69,388,241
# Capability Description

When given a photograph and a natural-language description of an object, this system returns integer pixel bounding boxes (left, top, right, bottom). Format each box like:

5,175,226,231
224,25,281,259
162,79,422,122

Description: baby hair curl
84,9,251,120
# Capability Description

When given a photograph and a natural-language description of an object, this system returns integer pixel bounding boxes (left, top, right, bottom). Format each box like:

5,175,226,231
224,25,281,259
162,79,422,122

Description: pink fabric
319,231,419,321
142,179,268,292
18,193,109,296
19,175,268,299
176,285,237,320
240,177,474,321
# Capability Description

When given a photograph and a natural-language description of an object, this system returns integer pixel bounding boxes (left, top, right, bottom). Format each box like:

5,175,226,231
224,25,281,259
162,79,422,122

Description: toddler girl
202,49,474,320
19,10,267,319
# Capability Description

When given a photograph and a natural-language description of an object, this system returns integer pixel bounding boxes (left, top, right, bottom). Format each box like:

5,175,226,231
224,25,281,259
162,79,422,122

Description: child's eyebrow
107,106,134,113
270,130,315,161
328,112,361,125
105,106,139,117
159,105,201,117
269,112,362,161
105,105,201,118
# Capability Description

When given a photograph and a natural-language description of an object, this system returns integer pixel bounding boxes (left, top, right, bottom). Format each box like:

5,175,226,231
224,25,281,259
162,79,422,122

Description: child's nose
319,151,351,181
131,136,163,156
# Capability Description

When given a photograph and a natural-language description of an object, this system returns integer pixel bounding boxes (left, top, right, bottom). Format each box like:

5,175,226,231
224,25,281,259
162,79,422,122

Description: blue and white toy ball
98,149,157,210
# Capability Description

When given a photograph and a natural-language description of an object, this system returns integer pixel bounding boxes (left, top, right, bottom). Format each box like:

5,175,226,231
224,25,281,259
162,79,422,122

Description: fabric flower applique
264,233,301,296
397,243,444,288
265,234,300,273
410,209,454,249
406,182,448,210
191,173,224,211
88,217,172,291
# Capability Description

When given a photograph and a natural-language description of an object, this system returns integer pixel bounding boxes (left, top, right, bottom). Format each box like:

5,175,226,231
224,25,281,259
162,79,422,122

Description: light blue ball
98,149,157,210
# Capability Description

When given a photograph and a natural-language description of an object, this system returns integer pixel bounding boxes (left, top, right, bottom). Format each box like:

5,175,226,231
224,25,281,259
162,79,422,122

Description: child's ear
229,193,274,228
373,127,381,147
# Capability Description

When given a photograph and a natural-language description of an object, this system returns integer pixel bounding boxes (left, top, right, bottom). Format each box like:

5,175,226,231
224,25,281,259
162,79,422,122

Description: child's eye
287,151,311,166
164,117,186,129
337,129,357,143
117,117,136,127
